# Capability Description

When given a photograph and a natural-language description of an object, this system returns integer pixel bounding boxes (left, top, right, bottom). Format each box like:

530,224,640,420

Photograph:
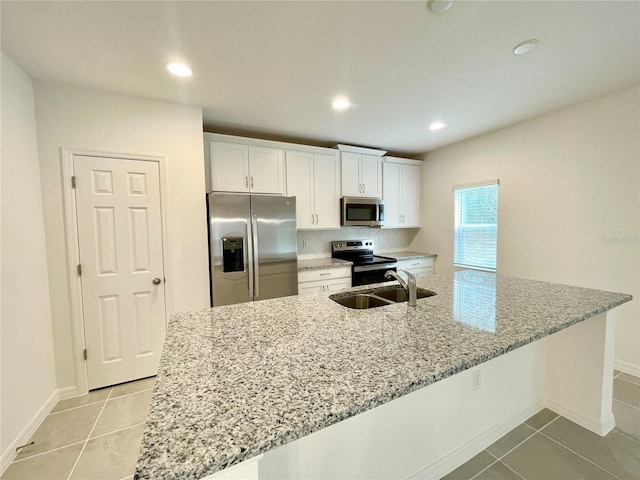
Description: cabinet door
210,142,250,192
313,154,341,229
285,151,314,229
298,281,324,295
249,146,285,194
360,154,382,198
382,162,402,228
325,277,351,292
401,165,420,227
341,152,361,197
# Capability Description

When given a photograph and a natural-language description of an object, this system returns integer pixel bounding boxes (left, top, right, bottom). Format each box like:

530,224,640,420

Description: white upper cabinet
209,142,250,193
286,151,340,230
209,141,285,194
340,152,382,198
382,157,422,228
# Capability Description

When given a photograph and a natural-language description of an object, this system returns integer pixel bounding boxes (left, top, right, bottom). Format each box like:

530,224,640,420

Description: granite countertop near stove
391,251,438,260
297,257,352,271
134,271,631,480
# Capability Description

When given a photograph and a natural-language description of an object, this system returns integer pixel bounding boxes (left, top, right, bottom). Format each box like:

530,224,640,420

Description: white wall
412,86,640,373
0,53,57,461
33,82,209,391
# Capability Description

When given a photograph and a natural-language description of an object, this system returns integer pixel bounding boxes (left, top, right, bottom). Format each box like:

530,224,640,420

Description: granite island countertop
134,271,631,480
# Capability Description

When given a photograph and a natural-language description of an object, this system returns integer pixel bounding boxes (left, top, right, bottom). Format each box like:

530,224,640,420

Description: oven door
352,263,398,286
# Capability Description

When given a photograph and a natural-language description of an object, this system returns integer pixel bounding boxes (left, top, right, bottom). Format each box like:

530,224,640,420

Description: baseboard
545,399,615,436
408,400,544,480
57,385,81,400
614,359,640,378
0,389,59,475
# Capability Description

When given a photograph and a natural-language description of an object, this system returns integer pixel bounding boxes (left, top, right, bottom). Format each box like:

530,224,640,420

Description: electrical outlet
302,239,309,249
472,370,481,391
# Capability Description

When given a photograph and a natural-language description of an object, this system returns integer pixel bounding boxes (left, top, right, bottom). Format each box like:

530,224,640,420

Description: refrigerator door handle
246,221,254,299
252,214,260,299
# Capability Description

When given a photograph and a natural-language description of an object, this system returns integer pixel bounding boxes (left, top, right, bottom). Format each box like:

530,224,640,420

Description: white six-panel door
74,155,166,390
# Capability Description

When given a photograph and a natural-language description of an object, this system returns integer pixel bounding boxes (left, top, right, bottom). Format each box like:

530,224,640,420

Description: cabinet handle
315,214,319,224
245,176,249,188
311,214,315,224
362,183,366,194
320,273,331,277
251,176,254,188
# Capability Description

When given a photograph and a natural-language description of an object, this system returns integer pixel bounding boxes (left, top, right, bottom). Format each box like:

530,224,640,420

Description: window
453,181,499,271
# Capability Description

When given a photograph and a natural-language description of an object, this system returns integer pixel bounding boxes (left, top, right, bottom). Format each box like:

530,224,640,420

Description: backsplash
297,228,419,257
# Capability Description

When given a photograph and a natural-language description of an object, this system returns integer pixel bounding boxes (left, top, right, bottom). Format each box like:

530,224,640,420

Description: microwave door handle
246,220,254,300
252,214,260,299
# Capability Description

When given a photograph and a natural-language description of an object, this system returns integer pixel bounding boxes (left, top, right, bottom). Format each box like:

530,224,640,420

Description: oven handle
353,262,398,273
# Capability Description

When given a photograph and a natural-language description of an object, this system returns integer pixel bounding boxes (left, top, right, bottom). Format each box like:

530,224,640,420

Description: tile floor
443,370,640,480
1,377,155,480
1,372,638,480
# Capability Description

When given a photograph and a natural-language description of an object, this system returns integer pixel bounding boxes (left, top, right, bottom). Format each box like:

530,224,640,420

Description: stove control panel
331,239,374,253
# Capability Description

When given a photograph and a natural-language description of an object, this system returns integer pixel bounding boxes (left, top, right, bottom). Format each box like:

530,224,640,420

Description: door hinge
83,349,87,361
77,264,82,276
71,176,76,188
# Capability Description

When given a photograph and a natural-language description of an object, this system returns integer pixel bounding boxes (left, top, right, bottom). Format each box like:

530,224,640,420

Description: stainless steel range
331,240,398,286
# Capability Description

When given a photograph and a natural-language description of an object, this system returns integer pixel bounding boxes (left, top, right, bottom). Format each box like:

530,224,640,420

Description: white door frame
61,148,173,395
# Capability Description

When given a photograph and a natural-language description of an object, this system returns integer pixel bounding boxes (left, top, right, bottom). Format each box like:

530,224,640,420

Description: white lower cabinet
298,267,351,295
397,257,434,279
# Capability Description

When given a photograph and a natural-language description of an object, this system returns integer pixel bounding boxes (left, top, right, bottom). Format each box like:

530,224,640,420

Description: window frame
452,179,499,272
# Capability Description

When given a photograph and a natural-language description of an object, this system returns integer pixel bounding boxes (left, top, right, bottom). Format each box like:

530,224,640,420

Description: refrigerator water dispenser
222,237,244,273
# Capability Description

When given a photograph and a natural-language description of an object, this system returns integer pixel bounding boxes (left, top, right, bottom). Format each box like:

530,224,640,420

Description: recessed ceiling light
427,0,454,13
166,62,193,77
513,39,539,55
332,98,351,110
429,121,446,130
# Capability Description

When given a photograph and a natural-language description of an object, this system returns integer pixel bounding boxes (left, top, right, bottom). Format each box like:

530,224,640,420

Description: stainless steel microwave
340,197,384,227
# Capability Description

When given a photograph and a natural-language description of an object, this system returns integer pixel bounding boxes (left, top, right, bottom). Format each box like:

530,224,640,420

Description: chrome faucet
385,268,417,307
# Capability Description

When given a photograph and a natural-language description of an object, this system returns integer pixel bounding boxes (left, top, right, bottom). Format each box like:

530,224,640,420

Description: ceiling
2,1,639,156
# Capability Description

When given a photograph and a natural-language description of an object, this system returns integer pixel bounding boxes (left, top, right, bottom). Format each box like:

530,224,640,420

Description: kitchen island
134,271,631,480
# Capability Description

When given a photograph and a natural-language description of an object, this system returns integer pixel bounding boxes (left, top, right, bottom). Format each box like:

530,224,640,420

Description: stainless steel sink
329,286,436,309
330,294,394,309
371,286,437,303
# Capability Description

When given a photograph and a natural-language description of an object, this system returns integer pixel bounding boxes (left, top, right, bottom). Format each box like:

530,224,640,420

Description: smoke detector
428,0,454,13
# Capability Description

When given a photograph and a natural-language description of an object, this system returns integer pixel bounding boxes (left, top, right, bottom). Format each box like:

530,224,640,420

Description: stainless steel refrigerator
207,193,298,306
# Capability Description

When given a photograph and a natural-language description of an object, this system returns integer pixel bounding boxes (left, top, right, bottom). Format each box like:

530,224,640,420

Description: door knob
152,278,162,285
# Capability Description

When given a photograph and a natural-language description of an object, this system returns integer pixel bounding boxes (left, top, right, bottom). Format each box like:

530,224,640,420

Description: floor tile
474,461,523,480
524,408,558,430
614,378,640,407
486,424,536,459
110,376,156,399
441,451,495,480
50,387,111,413
502,433,618,480
1,443,84,480
619,373,640,386
541,415,640,480
69,424,145,480
613,399,640,442
91,389,153,437
15,403,103,460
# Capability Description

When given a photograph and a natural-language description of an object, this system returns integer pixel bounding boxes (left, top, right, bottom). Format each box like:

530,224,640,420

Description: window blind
453,182,499,271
